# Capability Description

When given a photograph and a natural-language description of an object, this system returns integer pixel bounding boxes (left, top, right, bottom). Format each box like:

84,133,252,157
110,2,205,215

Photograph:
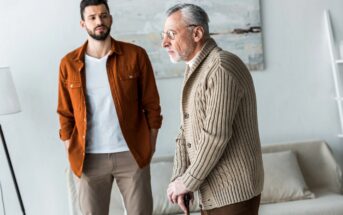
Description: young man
162,4,264,215
57,0,162,214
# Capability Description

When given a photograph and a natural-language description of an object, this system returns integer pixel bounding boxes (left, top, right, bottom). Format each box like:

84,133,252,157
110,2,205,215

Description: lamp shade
0,67,21,115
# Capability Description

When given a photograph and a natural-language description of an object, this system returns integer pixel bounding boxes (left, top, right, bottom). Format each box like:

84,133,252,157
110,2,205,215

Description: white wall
0,0,343,214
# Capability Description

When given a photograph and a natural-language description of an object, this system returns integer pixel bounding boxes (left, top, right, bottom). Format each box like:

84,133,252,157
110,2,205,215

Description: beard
169,46,195,64
87,25,111,41
169,52,181,64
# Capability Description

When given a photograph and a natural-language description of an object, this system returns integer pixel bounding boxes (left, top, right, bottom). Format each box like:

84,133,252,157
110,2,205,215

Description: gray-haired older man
162,4,264,215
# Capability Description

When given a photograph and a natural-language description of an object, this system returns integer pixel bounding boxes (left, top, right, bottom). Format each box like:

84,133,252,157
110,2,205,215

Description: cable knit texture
171,38,264,210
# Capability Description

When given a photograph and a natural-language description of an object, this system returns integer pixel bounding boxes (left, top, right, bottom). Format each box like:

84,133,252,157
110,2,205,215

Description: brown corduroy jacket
57,38,162,177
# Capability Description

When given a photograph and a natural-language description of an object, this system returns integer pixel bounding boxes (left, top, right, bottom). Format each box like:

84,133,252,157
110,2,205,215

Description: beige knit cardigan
171,38,264,210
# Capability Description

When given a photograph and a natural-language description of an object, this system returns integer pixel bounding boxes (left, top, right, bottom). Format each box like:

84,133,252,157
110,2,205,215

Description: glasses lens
161,30,176,40
167,31,174,40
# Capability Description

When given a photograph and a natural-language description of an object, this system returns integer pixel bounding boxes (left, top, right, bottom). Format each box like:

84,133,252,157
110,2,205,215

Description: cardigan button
187,143,191,148
184,113,189,119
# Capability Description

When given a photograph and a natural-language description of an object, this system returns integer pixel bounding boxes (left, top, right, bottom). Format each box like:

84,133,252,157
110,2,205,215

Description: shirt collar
74,37,122,62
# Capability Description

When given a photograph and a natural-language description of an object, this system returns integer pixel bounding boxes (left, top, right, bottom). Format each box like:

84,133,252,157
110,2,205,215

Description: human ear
80,20,85,28
193,26,204,42
109,15,113,25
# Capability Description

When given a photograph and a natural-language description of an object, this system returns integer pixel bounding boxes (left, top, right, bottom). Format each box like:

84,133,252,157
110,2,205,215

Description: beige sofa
67,140,343,215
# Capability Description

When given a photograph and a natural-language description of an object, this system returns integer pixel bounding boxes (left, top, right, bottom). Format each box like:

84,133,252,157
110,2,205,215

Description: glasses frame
161,24,198,40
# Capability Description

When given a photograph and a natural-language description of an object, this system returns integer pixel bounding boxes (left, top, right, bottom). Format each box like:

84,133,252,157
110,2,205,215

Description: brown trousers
201,195,261,215
79,151,152,215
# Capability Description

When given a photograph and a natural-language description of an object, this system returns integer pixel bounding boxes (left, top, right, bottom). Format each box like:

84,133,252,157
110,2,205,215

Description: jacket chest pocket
119,72,139,102
67,81,83,110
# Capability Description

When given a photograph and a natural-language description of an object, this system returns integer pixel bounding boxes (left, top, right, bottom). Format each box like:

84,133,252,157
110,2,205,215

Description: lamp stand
0,124,26,215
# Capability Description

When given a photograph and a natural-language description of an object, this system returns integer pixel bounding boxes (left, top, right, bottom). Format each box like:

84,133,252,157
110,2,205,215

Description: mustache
95,25,108,30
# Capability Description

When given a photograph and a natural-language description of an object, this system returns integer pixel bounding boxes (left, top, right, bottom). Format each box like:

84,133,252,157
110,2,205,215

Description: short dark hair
80,0,110,20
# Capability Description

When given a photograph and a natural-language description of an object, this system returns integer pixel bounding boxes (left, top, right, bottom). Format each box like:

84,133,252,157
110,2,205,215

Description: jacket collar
73,37,122,62
71,37,122,72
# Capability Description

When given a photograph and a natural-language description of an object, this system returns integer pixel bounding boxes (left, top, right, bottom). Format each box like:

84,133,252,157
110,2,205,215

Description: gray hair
166,3,210,37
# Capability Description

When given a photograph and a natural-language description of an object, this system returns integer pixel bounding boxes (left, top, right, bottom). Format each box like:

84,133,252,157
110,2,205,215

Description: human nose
95,16,103,25
161,34,170,48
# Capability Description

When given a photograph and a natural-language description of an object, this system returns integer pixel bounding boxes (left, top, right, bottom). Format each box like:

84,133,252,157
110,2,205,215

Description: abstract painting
110,0,263,78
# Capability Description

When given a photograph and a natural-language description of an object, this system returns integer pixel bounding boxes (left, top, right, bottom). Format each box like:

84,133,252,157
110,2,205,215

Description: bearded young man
56,0,162,214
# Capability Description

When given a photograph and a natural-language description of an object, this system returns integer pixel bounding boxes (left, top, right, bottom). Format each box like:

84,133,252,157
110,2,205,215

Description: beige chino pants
79,151,153,215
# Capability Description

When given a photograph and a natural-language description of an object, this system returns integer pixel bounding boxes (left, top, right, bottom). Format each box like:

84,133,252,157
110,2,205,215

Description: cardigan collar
183,37,218,82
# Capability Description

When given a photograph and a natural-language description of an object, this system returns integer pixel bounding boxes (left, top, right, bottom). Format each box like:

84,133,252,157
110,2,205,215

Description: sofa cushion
151,157,201,214
262,140,343,193
259,188,343,215
261,150,315,203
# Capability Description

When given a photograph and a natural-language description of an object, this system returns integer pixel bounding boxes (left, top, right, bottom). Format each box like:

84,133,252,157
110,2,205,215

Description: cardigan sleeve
181,67,244,191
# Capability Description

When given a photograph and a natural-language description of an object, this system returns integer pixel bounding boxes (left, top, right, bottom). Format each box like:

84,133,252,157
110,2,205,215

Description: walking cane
184,193,191,215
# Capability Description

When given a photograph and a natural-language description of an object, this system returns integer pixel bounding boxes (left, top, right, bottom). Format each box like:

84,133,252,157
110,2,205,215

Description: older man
162,4,264,215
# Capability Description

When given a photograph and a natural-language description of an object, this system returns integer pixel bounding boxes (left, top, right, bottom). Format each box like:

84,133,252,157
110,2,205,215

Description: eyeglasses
160,24,198,40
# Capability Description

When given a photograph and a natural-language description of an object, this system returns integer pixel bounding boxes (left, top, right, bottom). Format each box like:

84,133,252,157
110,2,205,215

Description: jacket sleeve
170,126,190,182
138,48,163,129
57,60,75,141
181,67,244,191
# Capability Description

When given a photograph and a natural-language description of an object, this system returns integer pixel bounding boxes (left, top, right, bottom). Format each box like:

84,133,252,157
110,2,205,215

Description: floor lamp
0,67,25,215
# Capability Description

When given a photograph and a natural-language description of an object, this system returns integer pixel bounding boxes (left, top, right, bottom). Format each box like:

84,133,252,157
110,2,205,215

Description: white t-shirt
84,53,129,153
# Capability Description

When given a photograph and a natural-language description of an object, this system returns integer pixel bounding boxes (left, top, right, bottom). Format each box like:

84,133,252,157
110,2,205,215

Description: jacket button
184,113,189,119
82,135,85,139
187,143,191,148
70,84,73,88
